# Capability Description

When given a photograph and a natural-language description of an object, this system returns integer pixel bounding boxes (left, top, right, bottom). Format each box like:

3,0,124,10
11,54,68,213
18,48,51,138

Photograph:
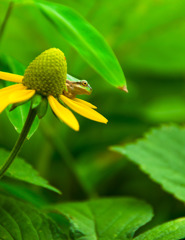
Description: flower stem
0,108,37,179
0,1,14,43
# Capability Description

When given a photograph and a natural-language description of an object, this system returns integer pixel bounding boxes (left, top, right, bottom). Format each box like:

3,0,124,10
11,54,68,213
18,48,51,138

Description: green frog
63,75,92,99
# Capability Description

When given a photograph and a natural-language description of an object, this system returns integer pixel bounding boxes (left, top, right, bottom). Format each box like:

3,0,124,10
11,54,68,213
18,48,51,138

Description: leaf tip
117,85,128,93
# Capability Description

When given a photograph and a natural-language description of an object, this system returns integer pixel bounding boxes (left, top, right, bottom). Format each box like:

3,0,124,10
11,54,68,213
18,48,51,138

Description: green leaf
134,218,185,240
111,125,185,202
34,0,126,89
7,102,40,139
0,148,61,194
0,181,47,207
50,197,153,239
0,55,40,139
0,194,65,240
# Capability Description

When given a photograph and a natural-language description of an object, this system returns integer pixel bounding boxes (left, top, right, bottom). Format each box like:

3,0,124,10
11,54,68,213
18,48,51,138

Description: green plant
0,0,185,239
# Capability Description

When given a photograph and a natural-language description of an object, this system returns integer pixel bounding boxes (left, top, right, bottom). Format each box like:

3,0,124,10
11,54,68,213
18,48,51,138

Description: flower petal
73,98,97,109
8,89,35,103
0,84,26,95
0,84,28,102
48,95,79,131
0,85,35,113
0,71,23,83
60,95,108,124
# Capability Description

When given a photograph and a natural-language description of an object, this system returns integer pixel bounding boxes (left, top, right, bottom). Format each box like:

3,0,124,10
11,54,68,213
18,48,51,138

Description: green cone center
22,48,67,97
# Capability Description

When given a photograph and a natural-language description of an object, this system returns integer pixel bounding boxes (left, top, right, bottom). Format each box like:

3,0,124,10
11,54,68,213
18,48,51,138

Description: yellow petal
60,95,108,124
73,98,97,109
0,87,35,113
48,95,79,131
8,89,35,104
0,84,27,102
0,84,26,95
0,71,23,83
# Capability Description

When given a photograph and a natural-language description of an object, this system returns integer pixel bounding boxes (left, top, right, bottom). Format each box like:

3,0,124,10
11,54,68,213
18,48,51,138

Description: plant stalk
0,108,37,179
0,1,14,43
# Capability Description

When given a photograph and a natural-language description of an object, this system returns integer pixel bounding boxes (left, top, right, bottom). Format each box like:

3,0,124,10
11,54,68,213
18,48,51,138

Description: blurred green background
0,0,185,230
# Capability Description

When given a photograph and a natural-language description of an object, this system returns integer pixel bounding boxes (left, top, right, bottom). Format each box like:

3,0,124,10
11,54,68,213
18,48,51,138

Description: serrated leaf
50,197,153,240
0,194,66,240
0,148,61,194
111,125,185,202
34,0,126,89
0,55,40,139
134,218,185,240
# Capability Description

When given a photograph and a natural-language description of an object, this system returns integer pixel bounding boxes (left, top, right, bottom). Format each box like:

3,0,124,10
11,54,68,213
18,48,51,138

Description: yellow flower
0,49,108,131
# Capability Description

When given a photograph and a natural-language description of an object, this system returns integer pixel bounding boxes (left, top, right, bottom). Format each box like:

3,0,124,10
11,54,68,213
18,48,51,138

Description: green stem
0,1,14,43
0,108,37,179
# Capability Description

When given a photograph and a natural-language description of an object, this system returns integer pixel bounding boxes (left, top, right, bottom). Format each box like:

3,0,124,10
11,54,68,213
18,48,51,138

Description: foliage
50,197,153,240
0,0,185,239
35,0,126,88
134,218,185,240
111,125,185,203
0,194,64,240
0,148,60,193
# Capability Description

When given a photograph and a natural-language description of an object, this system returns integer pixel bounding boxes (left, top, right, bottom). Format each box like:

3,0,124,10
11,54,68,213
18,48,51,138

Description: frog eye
81,80,88,87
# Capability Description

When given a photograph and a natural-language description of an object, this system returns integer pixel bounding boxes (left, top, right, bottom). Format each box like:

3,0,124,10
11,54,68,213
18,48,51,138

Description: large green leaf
0,194,65,240
111,125,185,202
33,0,126,89
134,218,185,240
0,148,61,194
0,55,40,139
50,197,153,240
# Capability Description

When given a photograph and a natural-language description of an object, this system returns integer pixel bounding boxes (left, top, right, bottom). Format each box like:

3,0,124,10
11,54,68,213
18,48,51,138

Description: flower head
0,48,108,131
